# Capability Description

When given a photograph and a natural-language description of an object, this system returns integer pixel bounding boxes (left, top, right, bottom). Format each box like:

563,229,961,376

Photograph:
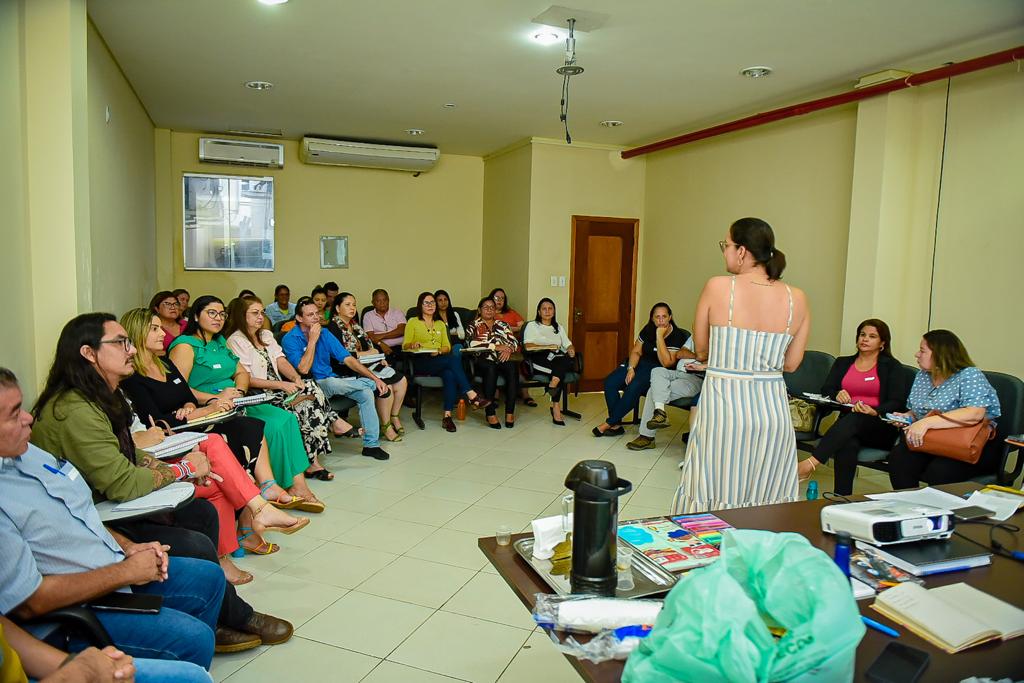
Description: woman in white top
523,298,576,425
673,217,810,513
225,296,358,481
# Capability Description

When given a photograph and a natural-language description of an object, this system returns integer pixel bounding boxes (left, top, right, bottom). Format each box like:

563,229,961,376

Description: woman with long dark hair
523,298,576,425
169,295,325,512
435,289,468,348
673,217,810,513
593,302,688,437
887,330,1001,488
403,291,490,432
797,319,909,494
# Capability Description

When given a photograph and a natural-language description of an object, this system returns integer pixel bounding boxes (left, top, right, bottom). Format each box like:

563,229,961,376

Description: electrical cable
926,77,952,330
953,519,1024,561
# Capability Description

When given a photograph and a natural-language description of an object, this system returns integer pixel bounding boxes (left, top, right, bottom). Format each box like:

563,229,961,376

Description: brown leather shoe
240,611,294,646
442,415,457,432
215,626,261,653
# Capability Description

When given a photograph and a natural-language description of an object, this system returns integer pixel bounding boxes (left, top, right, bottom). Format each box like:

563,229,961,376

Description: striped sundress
672,276,799,513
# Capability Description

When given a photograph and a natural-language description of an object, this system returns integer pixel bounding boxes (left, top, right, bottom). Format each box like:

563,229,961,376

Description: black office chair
359,305,374,327
783,350,836,451
667,393,701,443
976,370,1024,485
18,606,115,651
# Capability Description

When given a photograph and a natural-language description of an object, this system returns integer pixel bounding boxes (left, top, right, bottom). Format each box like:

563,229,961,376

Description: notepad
145,432,207,459
232,393,274,407
171,408,238,431
112,483,194,512
872,582,1024,653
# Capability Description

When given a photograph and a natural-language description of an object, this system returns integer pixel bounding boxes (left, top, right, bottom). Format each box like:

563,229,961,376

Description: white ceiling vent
199,138,284,168
300,137,439,173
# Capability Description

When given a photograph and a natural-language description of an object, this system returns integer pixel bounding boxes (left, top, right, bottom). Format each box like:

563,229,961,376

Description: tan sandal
253,502,311,536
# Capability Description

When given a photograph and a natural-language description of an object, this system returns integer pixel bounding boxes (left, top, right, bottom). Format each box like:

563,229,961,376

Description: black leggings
113,498,254,630
477,359,519,416
813,412,899,496
888,438,997,490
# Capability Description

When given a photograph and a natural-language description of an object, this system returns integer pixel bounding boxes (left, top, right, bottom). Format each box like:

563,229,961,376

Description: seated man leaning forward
0,367,222,669
627,335,704,451
282,299,391,461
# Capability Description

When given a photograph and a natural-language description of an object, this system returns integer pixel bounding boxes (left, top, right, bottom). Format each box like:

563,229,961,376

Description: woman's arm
820,357,849,399
782,290,810,373
402,319,420,350
692,281,713,362
654,327,675,368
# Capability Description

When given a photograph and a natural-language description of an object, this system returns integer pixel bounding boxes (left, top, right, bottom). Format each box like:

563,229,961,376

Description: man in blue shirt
0,368,222,669
282,300,390,461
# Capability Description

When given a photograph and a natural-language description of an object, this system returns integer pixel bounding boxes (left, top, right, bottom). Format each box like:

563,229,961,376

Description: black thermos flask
564,460,632,595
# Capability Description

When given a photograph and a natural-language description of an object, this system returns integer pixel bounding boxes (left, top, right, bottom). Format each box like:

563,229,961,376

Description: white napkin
532,513,572,560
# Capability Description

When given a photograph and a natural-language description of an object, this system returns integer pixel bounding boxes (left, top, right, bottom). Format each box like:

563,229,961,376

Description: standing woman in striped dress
673,218,810,513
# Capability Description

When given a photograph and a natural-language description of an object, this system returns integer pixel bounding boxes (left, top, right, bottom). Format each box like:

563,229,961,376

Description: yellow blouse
403,318,451,352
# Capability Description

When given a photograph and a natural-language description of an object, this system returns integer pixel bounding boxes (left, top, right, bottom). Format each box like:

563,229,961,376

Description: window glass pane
183,173,274,271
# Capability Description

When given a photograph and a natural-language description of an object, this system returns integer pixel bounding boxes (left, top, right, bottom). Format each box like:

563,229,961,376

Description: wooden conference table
479,483,1024,682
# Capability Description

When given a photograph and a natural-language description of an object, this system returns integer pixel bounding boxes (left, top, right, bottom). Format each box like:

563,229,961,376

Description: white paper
147,432,207,459
112,483,193,511
964,491,1020,521
532,513,572,560
851,577,875,600
866,487,966,511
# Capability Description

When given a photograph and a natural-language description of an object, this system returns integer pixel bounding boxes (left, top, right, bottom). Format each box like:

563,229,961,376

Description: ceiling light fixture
555,18,584,144
740,66,773,79
405,128,425,136
257,0,289,5
244,80,274,90
600,120,624,127
532,31,562,45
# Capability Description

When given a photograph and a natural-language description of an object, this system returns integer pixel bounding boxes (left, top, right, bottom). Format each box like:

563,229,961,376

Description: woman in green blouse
169,295,324,513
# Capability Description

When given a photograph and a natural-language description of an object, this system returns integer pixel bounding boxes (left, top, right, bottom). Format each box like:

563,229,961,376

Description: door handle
574,308,583,321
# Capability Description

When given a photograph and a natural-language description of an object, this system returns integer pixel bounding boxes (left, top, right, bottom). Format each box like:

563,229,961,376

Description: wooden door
568,216,639,393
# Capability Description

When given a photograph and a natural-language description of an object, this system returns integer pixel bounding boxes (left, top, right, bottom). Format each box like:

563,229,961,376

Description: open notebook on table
872,582,1024,653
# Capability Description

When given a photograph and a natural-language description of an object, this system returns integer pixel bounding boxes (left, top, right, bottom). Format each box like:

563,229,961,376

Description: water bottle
833,531,852,578
805,480,819,500
455,399,467,421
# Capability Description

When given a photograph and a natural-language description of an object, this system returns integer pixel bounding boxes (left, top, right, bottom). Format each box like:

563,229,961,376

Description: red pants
176,433,260,555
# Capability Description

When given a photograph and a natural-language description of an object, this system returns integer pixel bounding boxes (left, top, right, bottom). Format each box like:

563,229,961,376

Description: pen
42,463,67,477
862,616,900,638
920,565,975,576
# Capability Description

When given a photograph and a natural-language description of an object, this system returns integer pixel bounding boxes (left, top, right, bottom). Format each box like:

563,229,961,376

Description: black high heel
550,407,565,426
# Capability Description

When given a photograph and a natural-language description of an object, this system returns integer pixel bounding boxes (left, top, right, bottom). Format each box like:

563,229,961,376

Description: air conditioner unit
199,138,284,168
300,137,439,173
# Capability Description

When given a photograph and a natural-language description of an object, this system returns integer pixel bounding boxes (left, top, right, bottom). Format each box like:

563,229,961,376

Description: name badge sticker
61,461,80,481
212,364,222,369
172,378,182,384
865,376,876,381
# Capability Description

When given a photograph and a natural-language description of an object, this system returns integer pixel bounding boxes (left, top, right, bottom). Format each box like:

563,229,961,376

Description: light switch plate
558,276,566,287
550,276,558,286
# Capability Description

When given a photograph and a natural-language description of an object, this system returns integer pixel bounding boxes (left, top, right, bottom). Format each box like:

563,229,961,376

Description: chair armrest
23,606,114,649
997,443,1023,486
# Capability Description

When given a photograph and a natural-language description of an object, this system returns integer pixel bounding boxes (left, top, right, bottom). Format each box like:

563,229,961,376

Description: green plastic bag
622,529,865,683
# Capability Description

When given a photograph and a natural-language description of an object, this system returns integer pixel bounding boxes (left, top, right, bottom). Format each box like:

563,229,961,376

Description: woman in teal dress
170,295,325,512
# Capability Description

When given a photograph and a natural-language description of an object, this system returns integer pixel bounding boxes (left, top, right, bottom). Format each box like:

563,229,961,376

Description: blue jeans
603,358,658,425
70,557,223,669
136,658,213,682
412,348,472,411
317,375,379,447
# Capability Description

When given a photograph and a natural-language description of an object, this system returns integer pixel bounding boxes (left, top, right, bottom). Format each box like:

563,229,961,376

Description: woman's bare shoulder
703,275,732,292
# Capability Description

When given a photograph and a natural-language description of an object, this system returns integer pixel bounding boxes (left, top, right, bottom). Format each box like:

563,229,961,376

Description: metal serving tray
513,537,677,599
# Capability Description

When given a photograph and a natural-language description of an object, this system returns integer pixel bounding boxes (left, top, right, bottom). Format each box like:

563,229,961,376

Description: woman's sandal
254,503,311,535
523,397,538,408
334,425,362,439
391,414,405,436
381,422,403,442
237,527,280,555
259,479,305,510
305,467,335,481
293,496,326,514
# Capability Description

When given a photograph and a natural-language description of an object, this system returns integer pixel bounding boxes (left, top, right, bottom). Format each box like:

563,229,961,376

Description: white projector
821,501,954,545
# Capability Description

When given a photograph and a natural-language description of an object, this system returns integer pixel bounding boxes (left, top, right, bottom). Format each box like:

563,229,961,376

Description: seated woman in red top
489,288,535,407
798,319,909,494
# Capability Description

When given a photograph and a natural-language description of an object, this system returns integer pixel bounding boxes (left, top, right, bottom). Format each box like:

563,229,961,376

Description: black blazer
820,353,909,415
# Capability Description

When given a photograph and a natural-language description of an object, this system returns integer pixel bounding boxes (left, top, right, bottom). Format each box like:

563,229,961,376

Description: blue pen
42,463,67,477
862,616,900,638
921,565,975,576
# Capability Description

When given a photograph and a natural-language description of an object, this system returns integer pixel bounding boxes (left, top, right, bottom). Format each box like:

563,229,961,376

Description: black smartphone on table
865,642,929,683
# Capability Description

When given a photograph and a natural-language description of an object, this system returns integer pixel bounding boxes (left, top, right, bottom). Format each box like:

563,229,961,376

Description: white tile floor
216,392,897,682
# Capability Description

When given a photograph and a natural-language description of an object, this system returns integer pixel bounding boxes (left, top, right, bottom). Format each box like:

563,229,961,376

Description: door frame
568,215,640,384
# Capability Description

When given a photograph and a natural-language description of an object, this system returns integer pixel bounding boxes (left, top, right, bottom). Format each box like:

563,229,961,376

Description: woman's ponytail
765,248,786,280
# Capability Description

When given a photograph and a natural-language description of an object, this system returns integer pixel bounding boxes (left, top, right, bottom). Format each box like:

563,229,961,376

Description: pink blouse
226,329,285,380
841,363,881,407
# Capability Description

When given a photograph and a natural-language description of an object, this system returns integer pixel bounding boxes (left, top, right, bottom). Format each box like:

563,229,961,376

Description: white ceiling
87,0,1024,156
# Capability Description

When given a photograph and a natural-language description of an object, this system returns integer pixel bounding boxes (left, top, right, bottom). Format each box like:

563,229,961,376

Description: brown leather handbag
906,410,995,464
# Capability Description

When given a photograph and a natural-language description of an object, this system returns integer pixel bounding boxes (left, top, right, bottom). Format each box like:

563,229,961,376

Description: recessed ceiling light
405,128,425,136
532,31,563,45
600,120,624,127
740,66,773,79
258,0,289,5
442,103,457,110
244,80,274,90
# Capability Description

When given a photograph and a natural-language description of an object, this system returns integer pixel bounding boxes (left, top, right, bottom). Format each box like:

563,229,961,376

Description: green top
29,390,168,502
169,334,240,394
403,318,451,352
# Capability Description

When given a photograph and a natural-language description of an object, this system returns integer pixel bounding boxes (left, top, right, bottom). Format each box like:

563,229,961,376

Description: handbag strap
931,410,985,428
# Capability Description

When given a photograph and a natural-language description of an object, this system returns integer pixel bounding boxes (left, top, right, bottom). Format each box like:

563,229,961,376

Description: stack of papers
146,432,207,460
866,487,966,510
232,393,274,407
112,482,193,512
357,353,385,365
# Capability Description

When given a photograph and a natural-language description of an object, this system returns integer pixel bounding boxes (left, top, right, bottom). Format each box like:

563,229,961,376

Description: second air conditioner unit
199,138,284,168
300,137,439,173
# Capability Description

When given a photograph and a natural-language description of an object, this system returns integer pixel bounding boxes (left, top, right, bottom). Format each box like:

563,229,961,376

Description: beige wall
0,0,37,397
87,21,156,314
528,140,645,324
930,64,1023,376
156,132,484,314
481,142,532,309
640,107,857,352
